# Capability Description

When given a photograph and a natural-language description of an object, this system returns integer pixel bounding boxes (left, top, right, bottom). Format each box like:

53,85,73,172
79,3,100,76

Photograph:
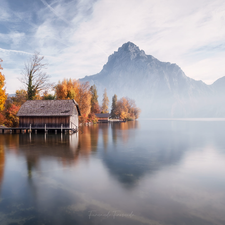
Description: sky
1,0,225,94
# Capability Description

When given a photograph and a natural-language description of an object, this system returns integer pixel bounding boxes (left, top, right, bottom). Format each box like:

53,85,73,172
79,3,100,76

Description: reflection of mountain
101,121,191,189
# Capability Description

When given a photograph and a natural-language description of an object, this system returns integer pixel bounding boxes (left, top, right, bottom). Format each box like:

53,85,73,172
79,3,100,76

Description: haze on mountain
81,42,225,118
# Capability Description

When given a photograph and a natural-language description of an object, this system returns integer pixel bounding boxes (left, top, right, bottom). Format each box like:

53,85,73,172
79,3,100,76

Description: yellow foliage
76,82,92,116
0,59,7,111
11,89,27,106
55,78,80,100
115,97,140,120
55,79,91,117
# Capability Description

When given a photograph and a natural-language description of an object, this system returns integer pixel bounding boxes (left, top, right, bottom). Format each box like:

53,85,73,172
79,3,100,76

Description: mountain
80,42,221,117
211,76,225,95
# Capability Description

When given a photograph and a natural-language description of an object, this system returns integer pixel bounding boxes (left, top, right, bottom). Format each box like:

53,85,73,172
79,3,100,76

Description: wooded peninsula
0,53,140,127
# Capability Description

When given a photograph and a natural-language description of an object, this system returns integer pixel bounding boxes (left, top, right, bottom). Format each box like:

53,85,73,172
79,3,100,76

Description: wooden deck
0,127,78,134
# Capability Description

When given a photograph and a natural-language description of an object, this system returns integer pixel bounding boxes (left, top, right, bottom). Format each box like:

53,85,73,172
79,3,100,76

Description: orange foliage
55,79,93,122
4,104,20,127
55,79,92,117
55,78,80,100
91,102,101,114
115,97,141,120
11,89,27,106
0,113,4,125
76,82,92,117
88,113,98,123
0,59,7,111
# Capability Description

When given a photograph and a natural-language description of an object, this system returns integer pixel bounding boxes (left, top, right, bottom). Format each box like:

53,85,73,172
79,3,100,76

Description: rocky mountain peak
104,42,148,72
119,41,140,53
80,42,222,117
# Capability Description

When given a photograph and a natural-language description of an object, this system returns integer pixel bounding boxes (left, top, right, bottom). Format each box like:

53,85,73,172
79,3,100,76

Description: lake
0,119,225,225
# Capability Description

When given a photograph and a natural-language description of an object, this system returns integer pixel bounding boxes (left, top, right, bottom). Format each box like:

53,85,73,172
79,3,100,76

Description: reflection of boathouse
17,99,81,130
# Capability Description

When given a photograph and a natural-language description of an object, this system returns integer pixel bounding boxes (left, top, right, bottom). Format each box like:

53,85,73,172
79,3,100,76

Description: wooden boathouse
95,113,110,122
1,99,81,134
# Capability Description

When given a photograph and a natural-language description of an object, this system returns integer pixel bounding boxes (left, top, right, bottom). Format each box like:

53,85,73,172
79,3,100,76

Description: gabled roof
17,99,81,117
95,113,110,118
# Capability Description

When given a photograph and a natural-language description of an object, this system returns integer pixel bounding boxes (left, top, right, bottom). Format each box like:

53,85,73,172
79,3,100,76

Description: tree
55,78,79,100
115,97,129,120
11,89,27,106
20,52,52,100
42,91,55,100
114,97,141,120
111,94,117,118
77,82,92,117
4,103,20,127
0,113,4,125
0,59,7,111
101,88,109,113
90,85,100,113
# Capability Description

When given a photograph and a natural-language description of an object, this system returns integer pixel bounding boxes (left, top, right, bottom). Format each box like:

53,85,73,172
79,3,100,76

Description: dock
0,126,78,134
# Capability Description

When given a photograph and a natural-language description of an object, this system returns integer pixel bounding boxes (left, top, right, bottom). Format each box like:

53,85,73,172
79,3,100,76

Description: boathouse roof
95,113,110,118
17,99,81,117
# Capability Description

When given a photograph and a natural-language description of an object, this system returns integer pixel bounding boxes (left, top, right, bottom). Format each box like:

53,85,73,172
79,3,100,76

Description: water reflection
102,121,188,188
111,121,139,144
0,120,225,224
0,136,5,191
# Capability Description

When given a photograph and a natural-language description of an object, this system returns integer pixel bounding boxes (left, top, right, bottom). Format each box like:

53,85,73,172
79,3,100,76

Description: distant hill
81,42,224,117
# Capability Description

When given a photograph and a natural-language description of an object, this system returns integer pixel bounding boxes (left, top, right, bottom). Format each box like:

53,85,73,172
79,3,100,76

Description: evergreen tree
111,94,117,118
90,85,100,113
101,88,109,113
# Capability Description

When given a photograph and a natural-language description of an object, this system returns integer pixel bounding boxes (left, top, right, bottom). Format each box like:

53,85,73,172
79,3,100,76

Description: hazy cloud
1,0,225,93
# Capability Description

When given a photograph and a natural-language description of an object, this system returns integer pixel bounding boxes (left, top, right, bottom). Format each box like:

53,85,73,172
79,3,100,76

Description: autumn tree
115,97,129,120
42,91,55,100
115,97,141,120
90,85,100,113
0,59,7,111
77,82,92,117
4,103,20,127
55,78,79,100
55,79,92,122
127,98,141,119
111,94,117,118
20,52,52,100
11,89,27,106
0,113,4,125
101,88,109,113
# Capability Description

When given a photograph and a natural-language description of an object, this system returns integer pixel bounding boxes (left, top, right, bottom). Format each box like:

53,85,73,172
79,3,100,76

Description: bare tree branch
19,52,54,100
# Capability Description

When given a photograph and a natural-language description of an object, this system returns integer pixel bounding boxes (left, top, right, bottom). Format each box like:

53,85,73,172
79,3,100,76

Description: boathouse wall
19,116,70,128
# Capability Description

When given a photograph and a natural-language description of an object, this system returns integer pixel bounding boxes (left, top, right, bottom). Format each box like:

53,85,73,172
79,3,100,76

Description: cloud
48,0,225,82
0,47,32,56
2,0,225,93
40,0,70,25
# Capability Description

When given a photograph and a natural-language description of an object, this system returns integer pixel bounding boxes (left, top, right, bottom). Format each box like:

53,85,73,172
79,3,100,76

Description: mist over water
0,119,225,224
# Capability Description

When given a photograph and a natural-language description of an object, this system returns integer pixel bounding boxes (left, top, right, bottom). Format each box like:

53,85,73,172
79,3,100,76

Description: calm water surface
0,119,225,225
